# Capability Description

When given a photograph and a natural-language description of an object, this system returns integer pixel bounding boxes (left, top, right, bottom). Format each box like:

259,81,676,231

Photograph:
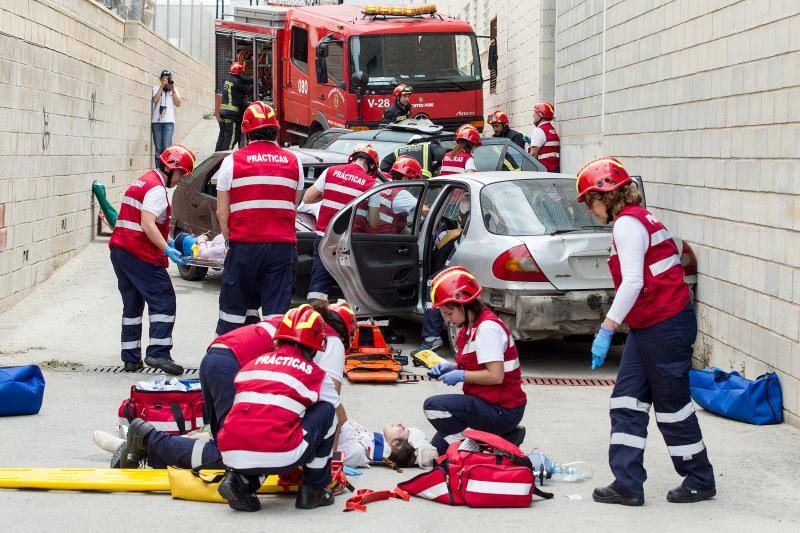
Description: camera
164,77,174,92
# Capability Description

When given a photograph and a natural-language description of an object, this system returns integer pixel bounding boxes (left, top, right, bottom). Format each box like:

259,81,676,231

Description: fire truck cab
215,3,487,145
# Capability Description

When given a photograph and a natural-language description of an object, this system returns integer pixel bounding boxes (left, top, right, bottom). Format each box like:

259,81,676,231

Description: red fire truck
215,3,489,145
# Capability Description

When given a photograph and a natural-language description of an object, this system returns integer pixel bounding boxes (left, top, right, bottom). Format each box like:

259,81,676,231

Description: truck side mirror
351,70,369,93
316,42,329,59
315,57,328,85
488,41,498,71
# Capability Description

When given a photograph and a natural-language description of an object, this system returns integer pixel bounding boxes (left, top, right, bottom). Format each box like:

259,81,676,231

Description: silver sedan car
319,172,698,343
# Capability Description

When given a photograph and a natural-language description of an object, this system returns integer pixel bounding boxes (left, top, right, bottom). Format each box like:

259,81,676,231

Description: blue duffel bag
0,365,46,416
689,369,782,425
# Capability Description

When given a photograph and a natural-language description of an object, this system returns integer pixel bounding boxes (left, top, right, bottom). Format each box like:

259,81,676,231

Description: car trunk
521,232,614,291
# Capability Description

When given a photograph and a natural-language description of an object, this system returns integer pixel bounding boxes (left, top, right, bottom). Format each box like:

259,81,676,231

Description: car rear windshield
480,178,608,236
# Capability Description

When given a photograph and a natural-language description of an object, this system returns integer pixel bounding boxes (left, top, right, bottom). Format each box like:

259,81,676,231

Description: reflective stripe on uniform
307,291,328,301
655,402,695,424
305,454,330,469
610,396,652,413
149,314,175,323
440,165,465,174
610,432,647,449
191,440,206,468
649,229,673,247
649,254,681,276
149,337,173,346
122,316,143,326
321,199,346,211
246,309,260,318
229,200,296,213
667,440,705,459
233,391,307,416
538,152,560,159
235,370,319,402
258,322,277,337
115,220,143,232
219,310,247,324
326,183,365,197
122,197,144,210
424,409,451,420
544,140,560,147
222,441,309,470
503,358,520,372
231,176,299,189
121,340,141,349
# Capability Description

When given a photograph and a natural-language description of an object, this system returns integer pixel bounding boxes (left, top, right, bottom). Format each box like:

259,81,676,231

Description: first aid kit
690,369,783,425
118,379,204,434
0,365,45,417
397,429,553,508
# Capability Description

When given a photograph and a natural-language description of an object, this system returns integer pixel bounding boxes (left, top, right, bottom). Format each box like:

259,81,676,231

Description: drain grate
398,373,614,386
73,365,200,376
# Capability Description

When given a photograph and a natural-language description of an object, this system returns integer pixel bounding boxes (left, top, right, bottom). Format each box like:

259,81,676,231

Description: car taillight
492,244,549,282
680,241,697,276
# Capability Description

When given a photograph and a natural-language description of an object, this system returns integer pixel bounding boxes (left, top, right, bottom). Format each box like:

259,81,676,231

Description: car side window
504,145,525,171
352,184,423,235
429,186,470,272
181,155,219,188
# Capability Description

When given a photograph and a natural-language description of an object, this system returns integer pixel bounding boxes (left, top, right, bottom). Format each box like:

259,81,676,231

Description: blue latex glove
591,326,614,370
167,239,175,249
428,362,455,379
343,466,362,477
438,369,465,386
164,247,188,266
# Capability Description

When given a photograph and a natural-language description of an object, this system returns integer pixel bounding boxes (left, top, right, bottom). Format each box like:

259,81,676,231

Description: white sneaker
92,430,125,454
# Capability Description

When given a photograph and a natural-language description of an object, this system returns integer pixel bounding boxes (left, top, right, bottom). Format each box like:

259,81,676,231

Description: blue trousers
151,122,174,165
110,247,176,364
609,303,715,498
146,348,239,469
421,275,444,339
217,241,297,335
307,235,334,301
423,393,526,454
235,401,337,490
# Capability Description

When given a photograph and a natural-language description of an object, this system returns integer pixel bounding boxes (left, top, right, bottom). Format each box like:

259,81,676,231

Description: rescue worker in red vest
439,125,480,175
216,305,342,512
302,145,379,305
577,157,715,506
528,102,560,172
215,102,304,335
382,84,413,124
352,156,421,235
487,110,526,149
110,301,357,472
109,144,196,375
424,267,527,454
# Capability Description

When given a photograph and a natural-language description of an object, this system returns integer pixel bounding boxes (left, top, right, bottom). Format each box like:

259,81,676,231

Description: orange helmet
391,155,423,179
327,300,357,349
349,144,380,170
241,101,280,134
393,84,413,98
229,62,245,75
575,157,632,203
533,102,554,120
487,111,508,125
275,304,327,353
430,266,483,308
455,125,481,147
159,144,196,174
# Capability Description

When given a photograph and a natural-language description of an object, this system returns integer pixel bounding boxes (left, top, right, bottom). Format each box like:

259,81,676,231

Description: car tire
177,263,208,281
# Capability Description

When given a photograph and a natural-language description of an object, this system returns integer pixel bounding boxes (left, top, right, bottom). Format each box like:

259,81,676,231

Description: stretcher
344,324,403,383
184,257,224,270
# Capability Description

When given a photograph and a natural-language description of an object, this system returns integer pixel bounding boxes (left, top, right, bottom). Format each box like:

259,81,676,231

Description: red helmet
487,111,508,125
391,155,423,179
430,266,483,308
348,144,379,170
455,125,481,147
327,300,357,348
393,84,413,98
159,144,196,174
533,102,555,120
575,157,632,203
241,101,280,133
275,304,327,353
229,62,245,75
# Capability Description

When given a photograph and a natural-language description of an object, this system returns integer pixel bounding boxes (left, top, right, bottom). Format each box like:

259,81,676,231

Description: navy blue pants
235,401,337,490
146,348,239,469
110,247,176,364
421,275,444,340
217,241,297,335
423,393,526,454
609,303,715,498
307,235,334,302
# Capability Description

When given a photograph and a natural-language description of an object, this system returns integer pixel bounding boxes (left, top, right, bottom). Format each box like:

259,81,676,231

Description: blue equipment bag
689,369,782,425
0,365,46,416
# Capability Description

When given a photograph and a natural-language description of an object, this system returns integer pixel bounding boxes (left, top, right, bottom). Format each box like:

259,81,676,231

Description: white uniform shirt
151,86,177,124
214,143,305,193
605,215,648,324
529,126,547,149
472,320,509,364
141,171,169,223
367,189,417,214
314,335,345,385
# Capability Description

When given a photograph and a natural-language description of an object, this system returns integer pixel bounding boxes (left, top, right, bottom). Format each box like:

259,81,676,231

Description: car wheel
177,263,208,281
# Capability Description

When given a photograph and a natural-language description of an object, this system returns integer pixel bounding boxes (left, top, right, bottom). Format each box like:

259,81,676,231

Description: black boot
592,484,644,506
502,425,526,446
123,360,143,372
218,472,261,512
144,356,184,376
110,418,154,468
667,484,716,503
295,485,335,509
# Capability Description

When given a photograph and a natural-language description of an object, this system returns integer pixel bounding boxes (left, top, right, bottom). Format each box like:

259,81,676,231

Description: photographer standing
151,69,182,165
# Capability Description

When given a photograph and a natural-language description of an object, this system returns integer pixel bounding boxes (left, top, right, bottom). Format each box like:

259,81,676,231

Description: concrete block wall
0,0,214,313
555,0,800,426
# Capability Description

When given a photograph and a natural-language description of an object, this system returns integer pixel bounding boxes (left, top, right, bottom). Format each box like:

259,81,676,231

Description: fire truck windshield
349,33,481,92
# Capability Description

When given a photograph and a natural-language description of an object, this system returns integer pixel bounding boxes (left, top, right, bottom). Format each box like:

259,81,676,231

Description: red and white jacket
531,121,560,172
439,150,475,175
109,170,170,267
456,309,526,409
229,142,300,243
608,205,690,329
217,344,338,470
316,163,375,235
208,315,283,368
353,188,408,234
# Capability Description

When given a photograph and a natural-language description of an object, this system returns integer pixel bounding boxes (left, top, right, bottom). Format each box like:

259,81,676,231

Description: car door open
319,182,426,316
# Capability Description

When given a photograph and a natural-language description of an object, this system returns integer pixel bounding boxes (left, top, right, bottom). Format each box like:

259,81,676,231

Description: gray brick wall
0,0,214,311
555,0,800,427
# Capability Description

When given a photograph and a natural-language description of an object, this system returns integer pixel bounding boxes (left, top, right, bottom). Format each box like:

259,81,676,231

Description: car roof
212,147,348,165
430,170,577,186
334,128,453,143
